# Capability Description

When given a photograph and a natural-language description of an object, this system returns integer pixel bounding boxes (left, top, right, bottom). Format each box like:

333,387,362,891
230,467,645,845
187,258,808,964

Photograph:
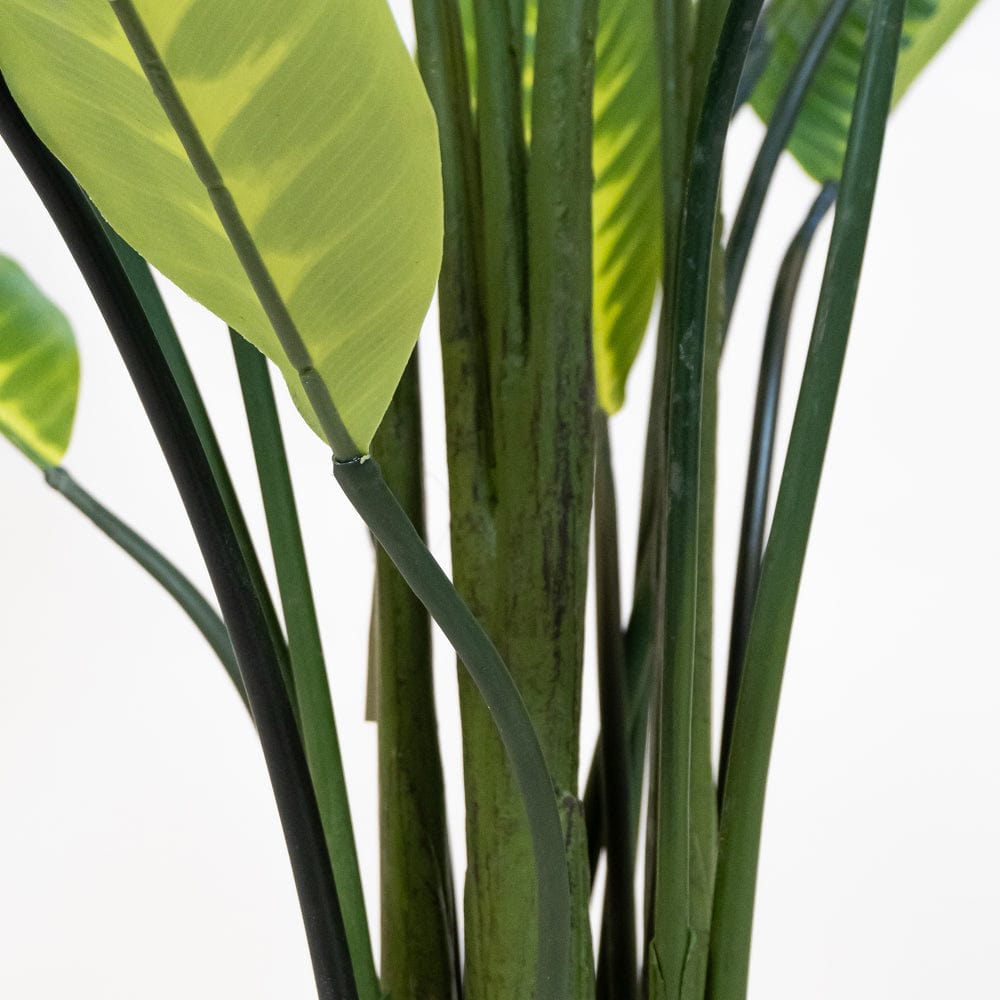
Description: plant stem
370,352,461,1000
0,81,359,1000
102,228,296,712
230,334,378,1000
44,465,245,706
719,182,837,799
708,0,905,993
333,455,572,1000
650,0,765,993
593,415,637,1000
723,0,853,331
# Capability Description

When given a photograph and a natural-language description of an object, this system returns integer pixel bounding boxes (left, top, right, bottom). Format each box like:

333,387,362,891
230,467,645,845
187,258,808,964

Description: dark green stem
334,456,571,1000
651,0,764,993
708,0,905,993
0,82,359,1000
719,182,837,799
723,0,852,332
44,465,244,706
230,334,378,1000
103,226,296,716
370,352,461,1000
593,415,637,1000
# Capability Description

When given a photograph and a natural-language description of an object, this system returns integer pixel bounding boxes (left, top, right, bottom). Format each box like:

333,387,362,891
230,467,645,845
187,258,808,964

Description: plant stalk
44,465,244,705
0,80,359,1000
708,1,905,994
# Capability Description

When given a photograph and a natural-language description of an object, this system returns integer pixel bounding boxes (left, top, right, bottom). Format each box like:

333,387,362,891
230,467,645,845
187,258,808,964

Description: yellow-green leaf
0,255,80,468
592,0,661,413
0,0,443,452
751,0,979,181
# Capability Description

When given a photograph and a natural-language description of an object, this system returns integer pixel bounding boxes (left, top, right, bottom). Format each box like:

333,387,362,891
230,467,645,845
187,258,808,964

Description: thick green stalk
720,182,837,797
333,456,572,1000
723,0,853,329
230,335,378,1000
0,86,358,999
102,226,297,717
708,0,905,994
650,0,764,994
593,415,637,1000
44,465,244,705
370,353,460,1000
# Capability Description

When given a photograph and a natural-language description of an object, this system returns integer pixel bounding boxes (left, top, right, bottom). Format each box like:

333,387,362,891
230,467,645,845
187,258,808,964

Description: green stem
651,0,764,992
370,352,461,1000
593,415,637,1000
0,86,358,999
333,456,572,1000
44,465,244,706
708,0,905,993
720,182,837,799
102,225,296,717
230,334,378,1000
723,0,853,331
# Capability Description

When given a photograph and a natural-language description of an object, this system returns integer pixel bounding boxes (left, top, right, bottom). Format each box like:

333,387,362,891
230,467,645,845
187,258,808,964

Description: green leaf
591,0,660,413
0,255,79,468
752,0,978,181
0,0,443,452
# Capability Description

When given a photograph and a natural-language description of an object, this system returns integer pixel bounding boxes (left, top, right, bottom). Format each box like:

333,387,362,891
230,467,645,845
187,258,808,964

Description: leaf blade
0,255,79,468
0,0,443,451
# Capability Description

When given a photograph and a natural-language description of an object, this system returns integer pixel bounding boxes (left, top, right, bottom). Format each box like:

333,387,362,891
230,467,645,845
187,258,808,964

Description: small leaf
0,255,79,468
0,0,443,452
592,0,661,413
752,0,979,181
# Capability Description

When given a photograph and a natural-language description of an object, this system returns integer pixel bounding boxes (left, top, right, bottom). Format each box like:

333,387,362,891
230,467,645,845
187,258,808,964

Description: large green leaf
0,255,79,468
0,0,442,452
591,0,660,413
751,0,978,181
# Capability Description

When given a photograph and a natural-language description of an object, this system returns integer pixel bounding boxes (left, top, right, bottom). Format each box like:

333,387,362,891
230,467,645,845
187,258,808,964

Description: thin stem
44,465,245,707
719,182,837,799
370,350,461,1000
0,83,359,1000
733,16,772,113
723,0,853,333
109,0,357,458
230,333,378,1000
593,415,637,1000
102,226,296,715
334,455,572,1000
708,0,906,993
651,0,765,992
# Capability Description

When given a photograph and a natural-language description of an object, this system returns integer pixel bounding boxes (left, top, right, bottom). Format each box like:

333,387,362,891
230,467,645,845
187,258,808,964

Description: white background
2,3,999,997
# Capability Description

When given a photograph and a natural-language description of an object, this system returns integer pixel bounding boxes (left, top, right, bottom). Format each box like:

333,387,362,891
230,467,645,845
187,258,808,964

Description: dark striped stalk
650,0,766,994
708,0,905,994
0,77,359,1000
720,182,837,799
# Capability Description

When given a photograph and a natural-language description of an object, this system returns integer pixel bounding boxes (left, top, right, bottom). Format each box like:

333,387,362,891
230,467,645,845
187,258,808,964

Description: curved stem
719,181,837,799
334,456,571,1000
44,465,245,706
708,0,906,993
0,82,359,1000
723,0,853,335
